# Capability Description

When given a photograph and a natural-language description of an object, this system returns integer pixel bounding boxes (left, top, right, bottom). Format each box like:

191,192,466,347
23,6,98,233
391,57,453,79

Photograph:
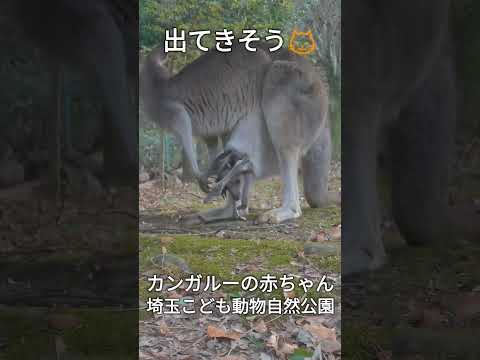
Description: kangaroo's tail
302,117,339,208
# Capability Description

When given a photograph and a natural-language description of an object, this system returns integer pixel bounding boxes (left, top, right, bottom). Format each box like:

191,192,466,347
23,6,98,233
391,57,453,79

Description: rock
296,329,315,347
0,159,25,187
216,230,226,238
321,339,341,353
151,254,191,273
303,241,341,256
260,353,273,360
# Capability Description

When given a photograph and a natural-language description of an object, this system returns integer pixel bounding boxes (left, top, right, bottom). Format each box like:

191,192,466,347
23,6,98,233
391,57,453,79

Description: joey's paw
197,176,210,194
257,207,301,224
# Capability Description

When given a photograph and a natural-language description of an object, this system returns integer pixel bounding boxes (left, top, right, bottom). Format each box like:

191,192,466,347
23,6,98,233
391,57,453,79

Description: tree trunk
48,62,63,204
159,131,165,188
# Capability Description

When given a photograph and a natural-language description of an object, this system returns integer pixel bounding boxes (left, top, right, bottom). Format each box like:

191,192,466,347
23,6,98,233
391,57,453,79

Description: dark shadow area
0,1,139,358
342,1,480,358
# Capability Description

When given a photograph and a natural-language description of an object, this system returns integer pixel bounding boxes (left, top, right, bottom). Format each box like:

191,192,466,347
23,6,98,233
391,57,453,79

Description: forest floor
139,162,342,360
0,184,139,359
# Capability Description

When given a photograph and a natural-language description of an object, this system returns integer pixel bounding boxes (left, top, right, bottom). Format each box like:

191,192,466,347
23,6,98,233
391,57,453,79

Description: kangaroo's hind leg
258,147,302,223
259,60,327,223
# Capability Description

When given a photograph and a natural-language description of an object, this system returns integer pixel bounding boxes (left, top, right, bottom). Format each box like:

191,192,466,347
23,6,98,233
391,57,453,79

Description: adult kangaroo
341,0,480,275
140,42,331,223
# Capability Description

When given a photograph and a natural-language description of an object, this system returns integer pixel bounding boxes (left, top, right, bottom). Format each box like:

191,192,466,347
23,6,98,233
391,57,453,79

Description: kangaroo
140,41,331,224
342,0,460,275
202,149,254,221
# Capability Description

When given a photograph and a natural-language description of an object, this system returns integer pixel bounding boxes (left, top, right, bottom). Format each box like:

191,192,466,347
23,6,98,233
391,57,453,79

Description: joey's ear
150,45,168,67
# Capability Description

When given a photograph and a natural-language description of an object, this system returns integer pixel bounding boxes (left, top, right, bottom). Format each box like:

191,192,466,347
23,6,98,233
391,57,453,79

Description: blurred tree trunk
159,131,164,187
48,62,63,203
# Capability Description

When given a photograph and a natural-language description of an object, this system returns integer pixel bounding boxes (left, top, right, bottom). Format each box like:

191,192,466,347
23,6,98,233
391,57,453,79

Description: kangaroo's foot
258,206,302,224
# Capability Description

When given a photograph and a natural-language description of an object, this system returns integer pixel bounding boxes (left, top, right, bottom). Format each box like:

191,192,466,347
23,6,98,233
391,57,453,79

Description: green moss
1,308,137,359
140,234,301,279
310,255,341,273
139,201,342,317
342,325,390,360
300,206,340,229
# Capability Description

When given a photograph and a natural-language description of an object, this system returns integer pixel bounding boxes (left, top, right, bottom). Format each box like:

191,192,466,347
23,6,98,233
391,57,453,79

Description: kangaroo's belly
225,112,279,179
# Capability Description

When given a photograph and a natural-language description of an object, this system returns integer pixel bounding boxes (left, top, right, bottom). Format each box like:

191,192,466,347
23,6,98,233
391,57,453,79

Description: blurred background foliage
1,1,478,184
139,0,341,176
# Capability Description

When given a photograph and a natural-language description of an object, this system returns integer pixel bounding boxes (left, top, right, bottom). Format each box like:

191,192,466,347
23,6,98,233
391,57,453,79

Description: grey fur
343,0,454,275
140,42,331,223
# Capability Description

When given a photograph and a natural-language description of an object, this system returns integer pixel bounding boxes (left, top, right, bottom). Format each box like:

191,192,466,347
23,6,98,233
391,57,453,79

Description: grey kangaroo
342,0,476,275
140,41,332,224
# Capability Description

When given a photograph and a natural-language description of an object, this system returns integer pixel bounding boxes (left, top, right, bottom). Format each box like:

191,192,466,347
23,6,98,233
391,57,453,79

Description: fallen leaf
321,339,341,353
159,236,175,243
267,333,298,358
252,320,268,333
330,225,341,241
207,325,241,340
279,341,298,355
312,230,328,242
158,320,169,336
304,323,336,343
266,333,279,351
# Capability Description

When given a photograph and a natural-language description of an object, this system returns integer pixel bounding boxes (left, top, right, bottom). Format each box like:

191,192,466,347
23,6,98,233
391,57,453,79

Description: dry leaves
207,325,242,341
311,225,341,242
266,333,298,358
252,319,268,333
217,356,247,360
443,292,480,321
157,320,170,336
304,323,336,342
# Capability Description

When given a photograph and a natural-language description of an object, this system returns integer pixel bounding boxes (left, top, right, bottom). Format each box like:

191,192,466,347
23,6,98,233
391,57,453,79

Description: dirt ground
139,162,341,241
139,164,342,360
0,184,139,359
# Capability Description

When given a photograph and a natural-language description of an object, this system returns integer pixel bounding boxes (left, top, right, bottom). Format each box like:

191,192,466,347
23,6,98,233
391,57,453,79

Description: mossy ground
139,234,341,303
139,177,342,319
0,307,137,359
